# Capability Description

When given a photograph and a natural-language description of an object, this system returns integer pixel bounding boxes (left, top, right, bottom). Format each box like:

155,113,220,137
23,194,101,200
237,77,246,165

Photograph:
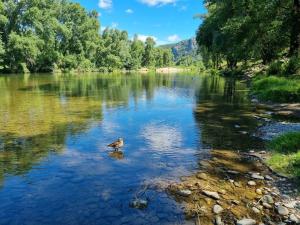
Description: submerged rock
251,173,265,180
256,189,262,195
263,195,274,204
215,215,224,225
252,207,260,214
289,214,299,223
236,218,256,225
213,205,223,214
130,199,148,209
203,190,220,200
277,205,289,216
177,189,192,197
196,173,208,180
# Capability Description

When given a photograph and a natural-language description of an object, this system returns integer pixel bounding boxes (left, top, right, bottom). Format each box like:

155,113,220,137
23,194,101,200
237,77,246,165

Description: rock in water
213,205,224,214
177,189,192,197
251,173,265,180
263,195,274,204
196,173,208,180
236,219,257,225
277,205,289,216
202,190,220,200
130,199,148,209
289,214,299,223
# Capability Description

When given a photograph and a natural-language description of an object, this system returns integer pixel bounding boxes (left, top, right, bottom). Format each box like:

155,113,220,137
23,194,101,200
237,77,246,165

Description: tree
129,35,145,70
143,37,156,68
0,37,4,70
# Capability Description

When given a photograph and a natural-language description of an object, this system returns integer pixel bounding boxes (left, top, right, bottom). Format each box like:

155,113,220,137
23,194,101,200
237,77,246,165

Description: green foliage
284,56,300,75
267,61,284,75
0,0,172,73
267,132,300,178
268,132,300,153
197,0,299,70
251,76,300,103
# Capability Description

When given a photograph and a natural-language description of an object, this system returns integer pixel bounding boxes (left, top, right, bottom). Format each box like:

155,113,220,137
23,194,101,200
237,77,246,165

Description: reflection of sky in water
0,73,260,225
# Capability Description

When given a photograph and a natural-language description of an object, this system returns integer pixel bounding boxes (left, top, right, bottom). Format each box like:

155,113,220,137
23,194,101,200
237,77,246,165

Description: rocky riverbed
161,150,300,225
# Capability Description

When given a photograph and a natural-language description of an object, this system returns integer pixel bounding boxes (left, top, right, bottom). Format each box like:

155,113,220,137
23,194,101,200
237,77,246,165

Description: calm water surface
0,73,264,225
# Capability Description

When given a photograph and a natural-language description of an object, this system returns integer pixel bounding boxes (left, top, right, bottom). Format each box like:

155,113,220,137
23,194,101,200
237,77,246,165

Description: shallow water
0,73,264,225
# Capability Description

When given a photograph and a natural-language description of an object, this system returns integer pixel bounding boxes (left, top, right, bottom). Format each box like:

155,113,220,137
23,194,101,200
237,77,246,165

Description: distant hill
160,38,199,61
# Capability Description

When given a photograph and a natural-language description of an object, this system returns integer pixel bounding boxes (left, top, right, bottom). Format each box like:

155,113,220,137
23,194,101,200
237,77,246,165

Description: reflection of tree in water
0,73,200,185
194,75,264,151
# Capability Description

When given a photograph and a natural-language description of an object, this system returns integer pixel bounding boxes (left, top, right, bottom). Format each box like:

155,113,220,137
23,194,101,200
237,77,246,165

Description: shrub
284,56,300,75
267,60,283,75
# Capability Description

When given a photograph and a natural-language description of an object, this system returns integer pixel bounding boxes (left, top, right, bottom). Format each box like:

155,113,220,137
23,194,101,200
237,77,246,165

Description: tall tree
143,37,156,68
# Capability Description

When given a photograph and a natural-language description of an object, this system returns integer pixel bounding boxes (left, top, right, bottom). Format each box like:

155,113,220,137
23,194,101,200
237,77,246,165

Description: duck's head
118,138,123,142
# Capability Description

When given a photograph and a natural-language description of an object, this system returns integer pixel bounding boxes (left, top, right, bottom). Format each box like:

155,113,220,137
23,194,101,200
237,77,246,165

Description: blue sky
73,0,205,45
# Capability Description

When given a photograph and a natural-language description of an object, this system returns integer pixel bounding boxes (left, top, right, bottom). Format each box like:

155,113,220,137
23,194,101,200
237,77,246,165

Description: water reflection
0,73,263,225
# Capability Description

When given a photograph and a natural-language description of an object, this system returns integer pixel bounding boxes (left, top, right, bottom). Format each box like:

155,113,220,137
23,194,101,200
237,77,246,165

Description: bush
251,76,300,103
267,60,284,75
284,56,300,75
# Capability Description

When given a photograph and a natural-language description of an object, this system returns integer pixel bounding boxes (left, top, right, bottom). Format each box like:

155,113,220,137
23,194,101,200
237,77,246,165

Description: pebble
196,173,208,180
213,205,223,214
218,189,226,195
265,175,273,181
215,215,223,225
177,189,192,197
202,190,220,200
232,200,240,205
248,181,256,186
263,202,272,209
236,218,256,225
227,170,240,175
263,195,274,204
234,182,242,187
252,207,260,214
251,173,265,180
277,205,289,216
130,199,148,209
289,214,299,223
256,189,262,195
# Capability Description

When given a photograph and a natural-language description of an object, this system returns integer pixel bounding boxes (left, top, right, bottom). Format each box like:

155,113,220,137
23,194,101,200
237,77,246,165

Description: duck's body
108,138,124,151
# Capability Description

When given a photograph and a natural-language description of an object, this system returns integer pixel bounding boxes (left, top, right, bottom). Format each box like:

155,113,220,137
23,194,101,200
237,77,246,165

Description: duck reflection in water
109,151,125,160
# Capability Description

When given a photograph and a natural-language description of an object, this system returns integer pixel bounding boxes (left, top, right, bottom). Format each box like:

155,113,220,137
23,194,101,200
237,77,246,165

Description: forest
0,0,173,73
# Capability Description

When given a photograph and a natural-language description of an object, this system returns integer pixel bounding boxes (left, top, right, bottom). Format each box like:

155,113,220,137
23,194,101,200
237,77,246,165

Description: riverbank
164,150,300,225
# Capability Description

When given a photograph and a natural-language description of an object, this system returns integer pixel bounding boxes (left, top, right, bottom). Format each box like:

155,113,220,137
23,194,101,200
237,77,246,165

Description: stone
248,181,256,186
236,218,256,225
251,173,265,180
256,189,262,195
277,205,289,216
130,199,148,209
227,170,240,175
252,207,260,214
177,189,192,197
196,173,208,180
215,216,224,225
229,179,235,183
263,203,272,209
213,205,223,214
289,214,299,223
263,195,274,204
265,175,274,181
234,182,242,187
232,200,240,205
218,189,227,195
203,190,220,200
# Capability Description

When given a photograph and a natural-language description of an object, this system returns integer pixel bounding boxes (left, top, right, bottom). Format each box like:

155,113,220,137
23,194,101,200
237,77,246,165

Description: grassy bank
251,76,300,103
267,132,300,179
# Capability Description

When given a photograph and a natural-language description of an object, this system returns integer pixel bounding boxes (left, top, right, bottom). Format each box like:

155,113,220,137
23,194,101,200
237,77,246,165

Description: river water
0,73,264,225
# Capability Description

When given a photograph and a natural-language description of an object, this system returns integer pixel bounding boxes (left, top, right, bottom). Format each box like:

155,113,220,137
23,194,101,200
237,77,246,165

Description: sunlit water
0,73,264,225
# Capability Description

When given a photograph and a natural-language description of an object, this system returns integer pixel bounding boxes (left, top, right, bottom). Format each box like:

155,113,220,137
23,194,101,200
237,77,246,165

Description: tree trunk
289,0,300,56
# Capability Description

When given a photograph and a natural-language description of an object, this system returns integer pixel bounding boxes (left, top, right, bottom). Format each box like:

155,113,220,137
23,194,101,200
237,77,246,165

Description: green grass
251,76,300,103
267,132,300,178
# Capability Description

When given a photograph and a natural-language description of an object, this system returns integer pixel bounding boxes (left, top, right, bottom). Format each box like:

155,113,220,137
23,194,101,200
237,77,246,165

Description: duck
107,138,124,151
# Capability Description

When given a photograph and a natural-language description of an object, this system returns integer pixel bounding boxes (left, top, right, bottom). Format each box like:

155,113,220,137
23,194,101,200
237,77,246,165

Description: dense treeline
197,0,300,70
0,0,173,73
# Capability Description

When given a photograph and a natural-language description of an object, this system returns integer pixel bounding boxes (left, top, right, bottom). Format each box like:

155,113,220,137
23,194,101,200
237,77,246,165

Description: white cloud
125,9,134,14
139,0,177,7
111,22,118,28
98,0,112,9
167,34,180,42
137,34,158,42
